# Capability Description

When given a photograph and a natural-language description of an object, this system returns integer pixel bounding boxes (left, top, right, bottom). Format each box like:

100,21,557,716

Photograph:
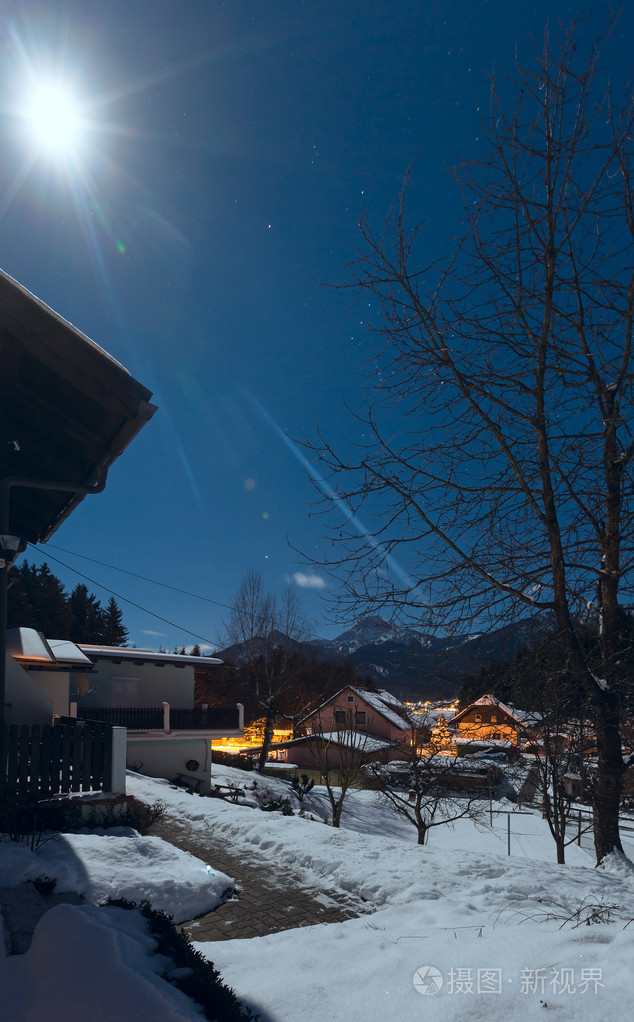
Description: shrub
291,775,315,802
260,796,294,816
105,899,258,1020
123,797,167,834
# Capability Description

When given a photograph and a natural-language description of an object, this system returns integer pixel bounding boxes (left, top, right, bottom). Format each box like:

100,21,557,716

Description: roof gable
303,685,412,731
452,694,524,727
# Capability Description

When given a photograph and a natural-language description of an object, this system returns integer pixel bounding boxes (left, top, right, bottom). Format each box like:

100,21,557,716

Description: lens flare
23,81,83,159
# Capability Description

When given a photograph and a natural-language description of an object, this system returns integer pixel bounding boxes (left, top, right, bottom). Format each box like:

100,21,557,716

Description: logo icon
413,966,443,995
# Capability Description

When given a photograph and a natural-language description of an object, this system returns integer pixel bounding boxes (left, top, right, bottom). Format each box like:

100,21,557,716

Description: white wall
5,656,54,726
33,670,71,717
125,735,211,793
77,659,195,709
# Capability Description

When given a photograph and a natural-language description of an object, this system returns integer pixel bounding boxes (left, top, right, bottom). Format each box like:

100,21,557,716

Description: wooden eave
0,269,157,544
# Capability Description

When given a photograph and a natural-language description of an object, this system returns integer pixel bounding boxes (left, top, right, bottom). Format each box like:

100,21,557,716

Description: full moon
23,82,83,158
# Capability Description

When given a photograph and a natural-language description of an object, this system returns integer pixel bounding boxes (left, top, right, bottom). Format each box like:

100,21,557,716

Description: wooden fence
0,720,114,802
77,705,240,731
78,706,164,729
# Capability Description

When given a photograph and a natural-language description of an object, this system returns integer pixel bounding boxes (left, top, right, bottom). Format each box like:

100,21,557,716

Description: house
253,730,394,774
249,686,414,777
74,643,244,793
6,627,97,725
1,267,157,804
450,694,532,752
302,686,414,749
6,631,244,795
5,627,128,799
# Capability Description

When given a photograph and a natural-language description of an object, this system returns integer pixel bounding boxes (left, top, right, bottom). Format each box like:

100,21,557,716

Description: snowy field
2,765,634,1020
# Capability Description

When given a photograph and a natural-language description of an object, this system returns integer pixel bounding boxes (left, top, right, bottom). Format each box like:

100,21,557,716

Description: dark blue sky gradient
1,1,624,649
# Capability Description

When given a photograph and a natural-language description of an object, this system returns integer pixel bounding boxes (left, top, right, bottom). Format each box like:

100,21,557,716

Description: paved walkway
151,814,368,941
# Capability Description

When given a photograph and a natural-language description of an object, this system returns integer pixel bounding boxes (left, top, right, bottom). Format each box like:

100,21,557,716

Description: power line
30,548,221,647
45,542,232,611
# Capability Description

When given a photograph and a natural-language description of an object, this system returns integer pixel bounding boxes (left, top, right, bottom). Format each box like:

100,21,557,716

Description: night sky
1,1,627,650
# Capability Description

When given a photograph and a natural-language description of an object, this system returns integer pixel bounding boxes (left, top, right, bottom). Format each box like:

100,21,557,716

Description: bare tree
223,569,276,698
531,709,594,864
308,712,375,827
307,14,634,863
223,570,310,770
368,726,485,845
510,643,594,863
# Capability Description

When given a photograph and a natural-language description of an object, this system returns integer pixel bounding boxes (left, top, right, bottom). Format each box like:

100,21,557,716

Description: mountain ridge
217,612,558,700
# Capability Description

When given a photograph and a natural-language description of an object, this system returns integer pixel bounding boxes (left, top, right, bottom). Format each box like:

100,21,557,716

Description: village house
449,693,534,752
302,686,414,746
249,686,414,777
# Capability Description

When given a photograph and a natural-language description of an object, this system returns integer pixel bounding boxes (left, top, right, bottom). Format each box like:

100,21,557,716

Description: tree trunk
257,698,277,773
592,690,624,863
553,627,624,863
330,792,343,828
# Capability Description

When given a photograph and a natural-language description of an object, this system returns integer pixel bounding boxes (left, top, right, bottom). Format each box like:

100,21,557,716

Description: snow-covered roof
304,686,412,731
78,644,223,667
7,628,55,663
7,628,93,667
46,639,95,667
262,731,393,754
452,694,525,726
454,737,514,748
356,688,412,730
310,731,392,753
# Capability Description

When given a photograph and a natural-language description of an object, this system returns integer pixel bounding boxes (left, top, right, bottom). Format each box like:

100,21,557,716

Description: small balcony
75,703,243,734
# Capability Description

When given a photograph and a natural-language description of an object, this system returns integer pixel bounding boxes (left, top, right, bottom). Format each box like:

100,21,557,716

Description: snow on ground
129,768,634,1021
1,903,210,1022
0,818,236,1021
2,765,634,1021
1,827,234,923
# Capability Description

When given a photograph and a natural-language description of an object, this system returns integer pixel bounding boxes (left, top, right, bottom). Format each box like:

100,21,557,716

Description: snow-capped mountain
217,612,559,701
310,615,433,657
305,612,559,699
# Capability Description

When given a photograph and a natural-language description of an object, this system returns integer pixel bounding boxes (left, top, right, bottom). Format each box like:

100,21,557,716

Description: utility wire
44,542,232,610
31,549,220,647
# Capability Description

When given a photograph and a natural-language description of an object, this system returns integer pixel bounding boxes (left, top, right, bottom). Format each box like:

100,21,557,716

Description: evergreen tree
69,584,103,643
431,714,453,749
7,562,37,629
7,560,129,645
100,596,129,646
9,562,72,636
8,564,71,633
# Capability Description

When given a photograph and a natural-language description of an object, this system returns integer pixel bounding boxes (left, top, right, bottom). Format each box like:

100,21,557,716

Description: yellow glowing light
23,81,83,159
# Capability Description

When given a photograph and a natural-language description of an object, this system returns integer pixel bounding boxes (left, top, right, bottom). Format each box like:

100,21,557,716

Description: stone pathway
151,815,368,941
